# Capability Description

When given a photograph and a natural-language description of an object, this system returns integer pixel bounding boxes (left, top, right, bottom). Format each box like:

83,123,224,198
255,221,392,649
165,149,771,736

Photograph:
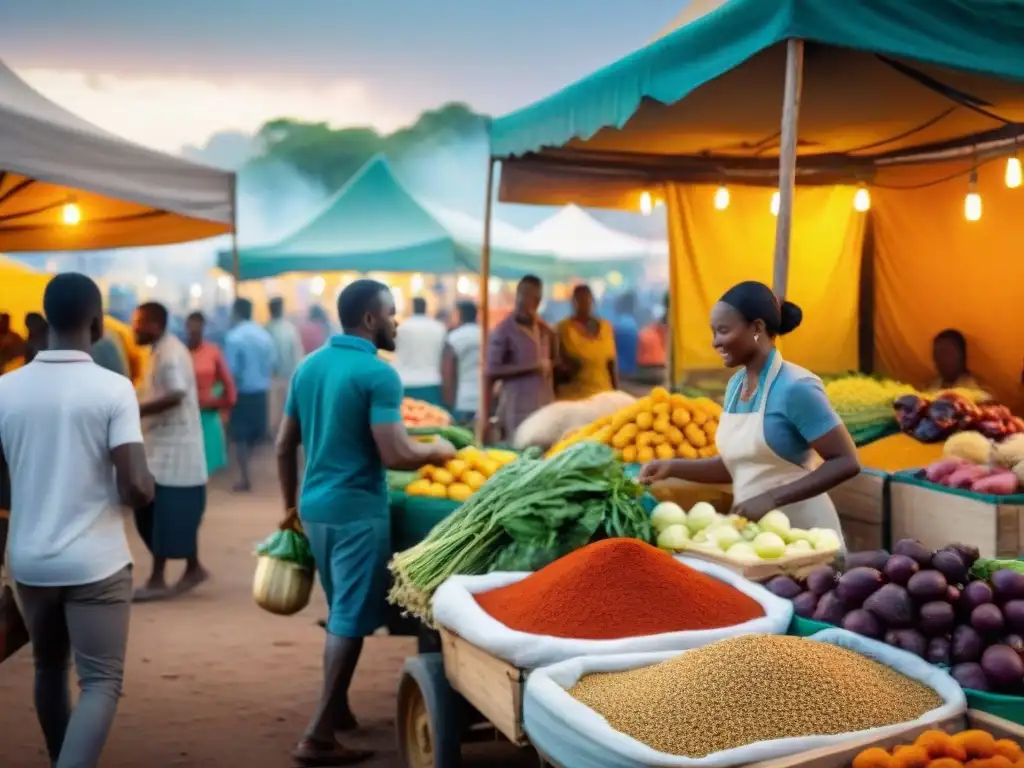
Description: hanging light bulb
853,186,871,213
1006,155,1022,189
713,185,730,211
61,200,81,226
770,190,781,217
639,191,653,216
964,169,982,222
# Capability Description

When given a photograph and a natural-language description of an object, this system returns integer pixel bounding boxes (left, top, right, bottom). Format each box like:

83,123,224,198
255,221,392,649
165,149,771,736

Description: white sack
523,628,966,768
431,555,792,668
513,390,636,450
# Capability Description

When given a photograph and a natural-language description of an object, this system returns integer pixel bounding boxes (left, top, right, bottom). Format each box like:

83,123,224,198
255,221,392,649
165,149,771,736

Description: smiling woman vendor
639,281,860,548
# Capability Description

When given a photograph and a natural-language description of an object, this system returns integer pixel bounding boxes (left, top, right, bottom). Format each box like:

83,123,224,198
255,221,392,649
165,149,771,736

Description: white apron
716,351,845,550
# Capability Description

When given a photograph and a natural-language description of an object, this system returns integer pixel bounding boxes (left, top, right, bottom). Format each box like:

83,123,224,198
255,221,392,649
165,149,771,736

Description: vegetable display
568,634,942,758
388,442,652,622
775,539,1024,693
856,433,945,473
547,387,722,463
853,728,1022,768
896,392,1023,444
474,538,764,640
407,424,476,449
400,397,450,428
923,432,1024,495
651,501,841,563
405,446,518,502
824,375,916,445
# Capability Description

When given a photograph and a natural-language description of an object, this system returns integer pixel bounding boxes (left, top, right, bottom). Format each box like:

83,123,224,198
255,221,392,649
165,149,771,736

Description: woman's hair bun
778,301,803,335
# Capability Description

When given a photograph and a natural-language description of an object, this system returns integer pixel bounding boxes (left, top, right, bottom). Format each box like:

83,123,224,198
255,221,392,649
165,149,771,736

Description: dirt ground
0,451,535,767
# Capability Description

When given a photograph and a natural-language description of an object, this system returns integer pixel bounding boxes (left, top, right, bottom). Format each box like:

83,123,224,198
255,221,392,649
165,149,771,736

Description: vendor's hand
280,508,300,532
730,492,777,522
431,437,458,463
637,459,674,486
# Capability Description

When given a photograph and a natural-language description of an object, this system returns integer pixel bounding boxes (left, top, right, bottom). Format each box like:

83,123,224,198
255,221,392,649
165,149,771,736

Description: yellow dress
556,318,616,401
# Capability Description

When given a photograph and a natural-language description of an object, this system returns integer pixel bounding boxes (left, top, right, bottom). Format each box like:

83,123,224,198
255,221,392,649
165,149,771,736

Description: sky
1,0,685,154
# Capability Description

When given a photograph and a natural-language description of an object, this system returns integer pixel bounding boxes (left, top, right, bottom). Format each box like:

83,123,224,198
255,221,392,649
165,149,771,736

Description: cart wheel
396,653,462,768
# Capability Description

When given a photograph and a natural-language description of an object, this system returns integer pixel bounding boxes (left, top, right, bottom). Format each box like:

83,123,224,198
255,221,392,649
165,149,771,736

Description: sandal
292,738,373,767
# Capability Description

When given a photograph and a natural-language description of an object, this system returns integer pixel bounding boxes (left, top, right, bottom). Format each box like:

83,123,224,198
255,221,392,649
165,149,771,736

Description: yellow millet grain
568,635,943,757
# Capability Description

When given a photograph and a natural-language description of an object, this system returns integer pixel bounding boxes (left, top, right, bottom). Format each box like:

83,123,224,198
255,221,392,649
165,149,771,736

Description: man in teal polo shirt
276,278,455,766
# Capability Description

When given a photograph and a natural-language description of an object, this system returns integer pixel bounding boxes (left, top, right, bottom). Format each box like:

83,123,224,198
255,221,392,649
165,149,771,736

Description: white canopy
525,205,667,262
0,60,235,251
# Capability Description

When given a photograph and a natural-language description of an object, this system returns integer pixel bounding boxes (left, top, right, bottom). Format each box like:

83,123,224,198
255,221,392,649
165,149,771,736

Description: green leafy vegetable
387,441,651,623
970,557,1024,580
255,529,315,571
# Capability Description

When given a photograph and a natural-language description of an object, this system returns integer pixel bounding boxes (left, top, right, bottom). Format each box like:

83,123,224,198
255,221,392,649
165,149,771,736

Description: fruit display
401,397,450,428
651,501,841,564
856,433,945,473
408,423,476,449
774,538,1024,693
922,433,1024,496
895,392,1024,444
548,387,722,462
853,728,1022,768
405,446,518,502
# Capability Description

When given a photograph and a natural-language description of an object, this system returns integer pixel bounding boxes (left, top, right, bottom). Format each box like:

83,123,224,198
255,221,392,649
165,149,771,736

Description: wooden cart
395,628,543,768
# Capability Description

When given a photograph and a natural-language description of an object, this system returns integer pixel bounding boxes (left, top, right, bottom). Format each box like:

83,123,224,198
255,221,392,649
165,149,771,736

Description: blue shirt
612,315,639,376
225,321,276,394
286,335,403,524
723,350,841,466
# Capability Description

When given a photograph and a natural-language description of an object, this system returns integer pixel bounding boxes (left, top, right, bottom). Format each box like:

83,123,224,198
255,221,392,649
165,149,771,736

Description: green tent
219,154,559,280
491,0,1024,186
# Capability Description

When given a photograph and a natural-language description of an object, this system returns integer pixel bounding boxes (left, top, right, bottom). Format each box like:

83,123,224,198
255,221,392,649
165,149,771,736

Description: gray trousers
16,566,132,768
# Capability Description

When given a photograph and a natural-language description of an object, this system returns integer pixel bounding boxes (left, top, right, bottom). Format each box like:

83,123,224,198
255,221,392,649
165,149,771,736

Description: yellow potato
671,408,691,428
677,442,698,459
427,482,448,498
691,409,710,427
652,417,672,435
462,470,487,490
684,423,708,448
655,443,676,460
406,479,432,496
431,468,455,485
635,431,654,448
418,465,437,480
621,445,638,463
669,393,687,408
635,412,654,430
667,426,684,446
697,446,717,458
637,446,655,464
445,459,468,477
651,386,670,403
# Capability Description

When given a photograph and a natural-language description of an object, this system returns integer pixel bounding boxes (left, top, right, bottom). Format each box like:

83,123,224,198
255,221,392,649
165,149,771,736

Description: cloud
14,68,416,154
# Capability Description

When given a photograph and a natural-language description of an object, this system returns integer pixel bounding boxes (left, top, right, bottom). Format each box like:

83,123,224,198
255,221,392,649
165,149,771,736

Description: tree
246,102,489,192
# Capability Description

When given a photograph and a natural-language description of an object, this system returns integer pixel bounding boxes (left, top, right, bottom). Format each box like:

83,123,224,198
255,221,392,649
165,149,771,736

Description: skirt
229,391,269,446
200,410,228,476
134,484,207,560
304,517,390,638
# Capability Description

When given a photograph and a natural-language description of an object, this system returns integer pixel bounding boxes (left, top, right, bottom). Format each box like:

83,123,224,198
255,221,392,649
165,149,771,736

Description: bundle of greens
255,529,315,572
388,441,651,623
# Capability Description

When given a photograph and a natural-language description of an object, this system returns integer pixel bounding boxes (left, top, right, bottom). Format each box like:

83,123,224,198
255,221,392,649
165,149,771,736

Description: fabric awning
491,0,1024,199
0,61,235,251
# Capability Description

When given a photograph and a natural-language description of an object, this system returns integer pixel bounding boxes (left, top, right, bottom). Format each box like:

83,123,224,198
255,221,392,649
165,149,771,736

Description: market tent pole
771,38,805,299
476,157,496,445
230,175,241,283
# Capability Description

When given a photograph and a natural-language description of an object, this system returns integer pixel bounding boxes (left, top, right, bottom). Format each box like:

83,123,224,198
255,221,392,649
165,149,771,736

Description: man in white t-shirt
0,273,154,768
391,297,447,404
443,300,481,425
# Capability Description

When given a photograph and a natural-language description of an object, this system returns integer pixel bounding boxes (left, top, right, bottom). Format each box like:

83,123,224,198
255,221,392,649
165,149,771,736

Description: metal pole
476,157,496,445
771,38,805,299
230,175,241,283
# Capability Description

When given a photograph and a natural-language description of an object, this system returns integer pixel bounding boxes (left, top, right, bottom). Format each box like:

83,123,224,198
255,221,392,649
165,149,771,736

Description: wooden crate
831,470,887,552
678,545,838,582
748,710,1024,768
890,480,1024,559
439,628,528,746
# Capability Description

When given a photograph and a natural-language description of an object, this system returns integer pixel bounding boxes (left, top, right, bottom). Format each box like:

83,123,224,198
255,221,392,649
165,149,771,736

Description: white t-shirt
0,350,143,587
446,322,481,414
393,314,448,388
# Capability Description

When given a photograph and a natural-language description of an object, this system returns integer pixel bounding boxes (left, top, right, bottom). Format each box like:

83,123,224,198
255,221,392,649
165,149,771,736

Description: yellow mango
684,423,708,448
671,408,691,428
691,409,710,427
431,468,455,485
621,445,638,463
637,446,655,464
462,470,487,490
635,412,654,430
698,446,717,458
447,483,473,502
445,459,469,477
611,430,632,449
475,458,500,476
651,386,670,403
406,479,432,496
418,465,437,480
635,431,654,448
677,442,698,459
652,402,670,418
427,482,448,498
667,426,684,446
652,417,671,435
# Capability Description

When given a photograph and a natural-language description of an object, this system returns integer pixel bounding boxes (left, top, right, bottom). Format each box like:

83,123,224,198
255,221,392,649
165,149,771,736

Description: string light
964,169,982,222
714,185,730,211
770,190,781,217
853,186,871,212
639,191,653,216
61,200,81,226
1006,155,1022,189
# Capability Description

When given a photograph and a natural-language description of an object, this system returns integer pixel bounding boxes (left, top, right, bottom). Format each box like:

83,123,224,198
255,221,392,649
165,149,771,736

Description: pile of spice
569,634,943,757
474,538,764,639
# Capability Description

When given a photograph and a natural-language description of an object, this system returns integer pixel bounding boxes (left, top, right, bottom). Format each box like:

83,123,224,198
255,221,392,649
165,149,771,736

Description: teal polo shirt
286,334,403,524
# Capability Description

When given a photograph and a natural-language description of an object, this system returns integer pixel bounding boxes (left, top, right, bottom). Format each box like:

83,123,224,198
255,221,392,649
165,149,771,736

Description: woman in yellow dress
556,285,618,400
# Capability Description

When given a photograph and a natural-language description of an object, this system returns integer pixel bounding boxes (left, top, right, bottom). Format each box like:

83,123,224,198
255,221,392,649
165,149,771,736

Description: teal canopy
491,0,1024,187
220,154,559,281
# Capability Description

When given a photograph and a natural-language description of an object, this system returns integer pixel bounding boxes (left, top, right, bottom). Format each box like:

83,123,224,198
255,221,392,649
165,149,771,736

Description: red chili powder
475,538,764,639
